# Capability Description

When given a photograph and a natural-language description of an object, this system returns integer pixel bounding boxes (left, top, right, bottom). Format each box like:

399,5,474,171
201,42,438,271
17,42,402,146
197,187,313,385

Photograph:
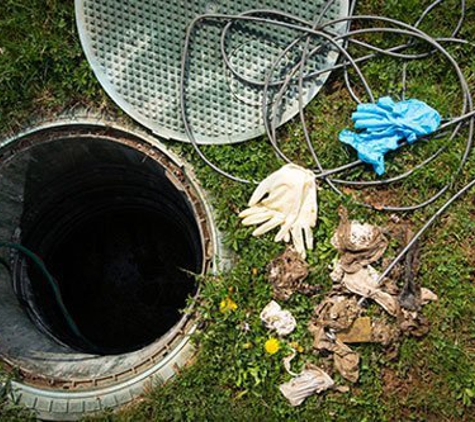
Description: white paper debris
279,366,334,406
342,266,400,316
420,287,438,305
260,300,297,336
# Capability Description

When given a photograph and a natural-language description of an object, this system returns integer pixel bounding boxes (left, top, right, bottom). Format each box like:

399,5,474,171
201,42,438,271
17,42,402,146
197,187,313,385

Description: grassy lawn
1,0,475,420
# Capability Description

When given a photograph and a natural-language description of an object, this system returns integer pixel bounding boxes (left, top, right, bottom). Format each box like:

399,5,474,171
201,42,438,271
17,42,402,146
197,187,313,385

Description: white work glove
238,163,317,258
289,176,317,256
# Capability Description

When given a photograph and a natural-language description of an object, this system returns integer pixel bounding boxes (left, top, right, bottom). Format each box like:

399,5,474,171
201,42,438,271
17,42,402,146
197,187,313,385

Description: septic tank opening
10,133,203,355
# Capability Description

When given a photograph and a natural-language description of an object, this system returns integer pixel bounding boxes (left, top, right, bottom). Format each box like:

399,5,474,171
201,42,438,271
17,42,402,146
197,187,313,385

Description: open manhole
0,118,223,420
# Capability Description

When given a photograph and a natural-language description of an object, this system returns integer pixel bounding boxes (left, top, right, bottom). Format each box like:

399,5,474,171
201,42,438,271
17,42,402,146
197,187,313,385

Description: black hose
178,1,474,281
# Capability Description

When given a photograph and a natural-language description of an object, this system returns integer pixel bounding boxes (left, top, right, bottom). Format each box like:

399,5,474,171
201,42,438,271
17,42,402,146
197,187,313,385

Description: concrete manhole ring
0,117,224,420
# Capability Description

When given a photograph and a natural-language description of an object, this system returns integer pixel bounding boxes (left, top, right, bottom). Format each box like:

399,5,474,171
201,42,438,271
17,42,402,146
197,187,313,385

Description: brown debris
371,318,401,346
399,232,421,311
333,341,360,383
398,310,431,338
395,228,437,313
420,288,438,305
313,295,361,331
309,323,330,351
331,207,388,273
342,267,400,317
268,248,319,301
334,385,351,393
310,323,360,383
337,317,372,343
305,213,440,390
334,316,401,346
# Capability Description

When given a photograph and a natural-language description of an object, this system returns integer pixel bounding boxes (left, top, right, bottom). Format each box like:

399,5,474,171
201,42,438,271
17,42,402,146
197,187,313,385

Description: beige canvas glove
239,164,317,258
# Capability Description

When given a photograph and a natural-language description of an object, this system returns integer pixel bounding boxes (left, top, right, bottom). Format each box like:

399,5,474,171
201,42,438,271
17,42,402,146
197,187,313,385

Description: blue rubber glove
339,97,441,175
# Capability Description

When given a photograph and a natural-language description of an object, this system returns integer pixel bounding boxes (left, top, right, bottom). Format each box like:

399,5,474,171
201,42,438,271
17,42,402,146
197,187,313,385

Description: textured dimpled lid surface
76,0,349,144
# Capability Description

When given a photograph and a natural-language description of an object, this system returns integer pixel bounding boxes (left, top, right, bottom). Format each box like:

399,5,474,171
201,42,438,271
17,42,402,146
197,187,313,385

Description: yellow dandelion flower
264,338,280,355
219,297,238,313
289,341,304,353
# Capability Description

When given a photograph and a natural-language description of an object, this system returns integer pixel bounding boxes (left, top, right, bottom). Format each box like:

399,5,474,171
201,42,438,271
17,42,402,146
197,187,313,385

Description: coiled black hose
179,0,475,280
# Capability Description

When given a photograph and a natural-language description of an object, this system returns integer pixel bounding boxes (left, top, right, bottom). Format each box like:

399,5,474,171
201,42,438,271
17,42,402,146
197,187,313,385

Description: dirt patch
380,366,471,422
382,367,414,399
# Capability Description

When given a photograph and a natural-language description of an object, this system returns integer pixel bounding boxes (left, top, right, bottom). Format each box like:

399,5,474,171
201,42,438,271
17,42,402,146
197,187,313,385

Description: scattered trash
304,213,441,385
283,351,300,376
371,318,401,346
333,341,360,383
268,248,319,301
420,288,438,305
177,8,472,403
176,12,474,398
313,295,361,331
331,207,388,273
398,310,431,338
280,352,334,406
279,365,335,406
342,266,400,317
310,324,360,383
239,164,317,258
339,97,441,175
260,301,297,336
262,209,439,395
329,316,400,346
336,316,373,343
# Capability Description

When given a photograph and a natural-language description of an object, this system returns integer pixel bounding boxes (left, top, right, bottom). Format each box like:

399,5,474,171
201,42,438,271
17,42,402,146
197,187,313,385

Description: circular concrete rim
75,0,350,145
0,116,226,421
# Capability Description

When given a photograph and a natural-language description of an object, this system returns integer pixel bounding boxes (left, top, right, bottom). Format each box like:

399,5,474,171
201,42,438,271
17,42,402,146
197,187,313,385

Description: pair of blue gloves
339,97,441,175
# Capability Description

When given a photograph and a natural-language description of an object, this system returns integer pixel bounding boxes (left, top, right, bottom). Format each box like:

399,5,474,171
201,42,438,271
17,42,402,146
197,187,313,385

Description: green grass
1,0,475,420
